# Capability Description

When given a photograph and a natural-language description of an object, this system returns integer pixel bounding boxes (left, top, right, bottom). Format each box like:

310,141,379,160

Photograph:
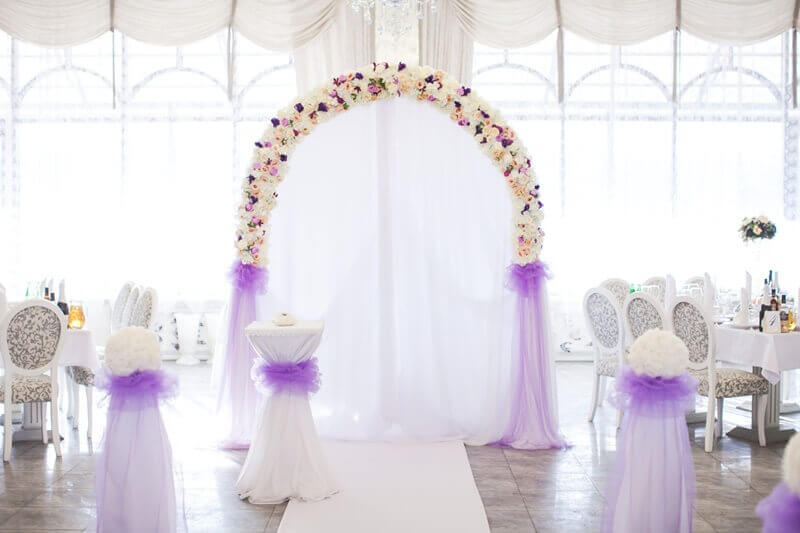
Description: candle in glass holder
68,305,85,329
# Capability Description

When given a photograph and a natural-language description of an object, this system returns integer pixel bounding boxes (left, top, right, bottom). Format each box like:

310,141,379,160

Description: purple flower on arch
457,86,471,96
294,103,304,113
398,62,406,71
424,74,434,83
271,118,279,127
355,72,363,79
318,102,329,112
501,138,513,148
280,154,287,161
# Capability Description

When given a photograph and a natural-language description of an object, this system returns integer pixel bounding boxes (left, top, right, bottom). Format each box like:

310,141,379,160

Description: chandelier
350,0,437,40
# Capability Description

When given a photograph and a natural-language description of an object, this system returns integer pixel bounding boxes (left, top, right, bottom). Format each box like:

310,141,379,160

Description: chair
669,297,769,452
0,299,65,461
584,288,624,423
111,282,134,332
0,283,7,318
120,285,140,328
600,278,630,307
642,276,666,304
130,288,157,330
623,291,666,342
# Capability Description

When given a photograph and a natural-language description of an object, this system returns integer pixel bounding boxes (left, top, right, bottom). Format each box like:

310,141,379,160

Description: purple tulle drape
251,357,321,395
95,369,178,533
496,261,568,449
604,367,697,533
756,482,800,533
212,261,267,449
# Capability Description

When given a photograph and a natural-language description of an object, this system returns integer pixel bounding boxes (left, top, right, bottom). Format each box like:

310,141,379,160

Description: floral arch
216,62,564,452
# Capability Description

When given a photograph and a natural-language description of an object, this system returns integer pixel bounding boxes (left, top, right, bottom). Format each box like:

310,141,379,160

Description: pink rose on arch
245,203,253,211
251,247,260,255
368,85,380,94
270,167,278,176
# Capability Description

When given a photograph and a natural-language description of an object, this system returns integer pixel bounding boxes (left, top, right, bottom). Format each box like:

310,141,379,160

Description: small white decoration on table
733,288,750,326
272,312,296,327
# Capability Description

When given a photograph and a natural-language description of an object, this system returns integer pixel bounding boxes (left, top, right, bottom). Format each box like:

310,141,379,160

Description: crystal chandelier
350,0,437,40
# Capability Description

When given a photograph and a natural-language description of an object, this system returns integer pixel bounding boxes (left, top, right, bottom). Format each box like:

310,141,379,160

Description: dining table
715,324,800,444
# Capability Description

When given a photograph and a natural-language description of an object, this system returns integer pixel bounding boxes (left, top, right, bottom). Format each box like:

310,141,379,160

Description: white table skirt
716,326,800,383
0,329,100,370
236,320,337,504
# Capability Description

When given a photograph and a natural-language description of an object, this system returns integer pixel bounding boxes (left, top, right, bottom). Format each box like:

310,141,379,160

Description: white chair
584,287,625,423
0,299,65,461
111,282,134,332
120,285,140,328
0,283,7,318
622,291,666,342
130,287,158,330
600,278,630,308
669,297,769,452
642,276,666,304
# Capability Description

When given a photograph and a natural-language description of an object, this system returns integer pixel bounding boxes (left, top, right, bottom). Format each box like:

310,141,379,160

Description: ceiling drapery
0,0,796,48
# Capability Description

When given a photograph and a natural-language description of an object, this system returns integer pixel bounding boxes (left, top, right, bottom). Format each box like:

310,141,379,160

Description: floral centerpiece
739,216,777,241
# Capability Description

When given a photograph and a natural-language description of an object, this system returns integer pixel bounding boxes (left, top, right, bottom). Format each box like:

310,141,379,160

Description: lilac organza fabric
756,482,800,533
251,357,321,395
95,369,178,533
496,261,568,449
604,367,697,533
212,261,267,449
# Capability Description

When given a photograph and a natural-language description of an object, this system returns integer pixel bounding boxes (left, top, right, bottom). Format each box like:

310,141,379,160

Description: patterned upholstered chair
120,285,140,328
129,288,158,330
584,287,625,423
669,297,769,452
0,300,65,461
111,282,134,332
600,278,630,308
642,276,666,304
622,291,666,342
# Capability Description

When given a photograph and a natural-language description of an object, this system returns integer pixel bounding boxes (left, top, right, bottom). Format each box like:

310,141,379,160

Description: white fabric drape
258,97,515,443
1,0,796,48
419,1,475,84
293,1,375,93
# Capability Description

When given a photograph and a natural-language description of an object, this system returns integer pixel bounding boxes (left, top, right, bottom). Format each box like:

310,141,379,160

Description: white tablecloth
716,326,800,383
236,320,337,504
0,329,100,370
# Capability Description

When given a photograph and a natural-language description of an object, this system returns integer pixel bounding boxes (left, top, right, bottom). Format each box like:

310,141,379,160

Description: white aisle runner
278,441,490,533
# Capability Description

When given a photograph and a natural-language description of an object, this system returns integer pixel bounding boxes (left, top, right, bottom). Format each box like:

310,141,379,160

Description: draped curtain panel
1,0,797,48
292,1,375,93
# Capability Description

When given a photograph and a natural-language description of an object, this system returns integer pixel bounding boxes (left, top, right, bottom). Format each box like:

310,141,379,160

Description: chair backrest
600,278,630,307
623,291,666,342
643,276,666,304
583,287,624,358
130,287,158,329
120,286,140,327
112,282,134,330
0,299,66,376
0,283,6,319
669,296,714,372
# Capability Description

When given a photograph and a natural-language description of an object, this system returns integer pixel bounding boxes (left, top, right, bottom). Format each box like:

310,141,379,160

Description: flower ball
785,433,800,495
628,329,689,378
104,326,161,376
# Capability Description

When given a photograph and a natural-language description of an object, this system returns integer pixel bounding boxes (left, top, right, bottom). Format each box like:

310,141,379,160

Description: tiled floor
0,362,795,532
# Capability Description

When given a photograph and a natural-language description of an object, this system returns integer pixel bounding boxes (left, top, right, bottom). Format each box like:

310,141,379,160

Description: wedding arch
215,62,565,451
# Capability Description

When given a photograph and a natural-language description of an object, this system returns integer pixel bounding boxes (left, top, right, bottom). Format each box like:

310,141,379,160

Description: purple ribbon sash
611,366,698,418
95,369,178,411
251,357,321,395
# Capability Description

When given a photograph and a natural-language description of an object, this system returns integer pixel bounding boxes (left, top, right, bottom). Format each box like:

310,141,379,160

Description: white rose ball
784,433,800,495
104,326,162,376
628,329,689,378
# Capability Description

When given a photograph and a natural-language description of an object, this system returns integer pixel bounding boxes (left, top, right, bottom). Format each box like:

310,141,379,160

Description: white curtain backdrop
257,97,515,442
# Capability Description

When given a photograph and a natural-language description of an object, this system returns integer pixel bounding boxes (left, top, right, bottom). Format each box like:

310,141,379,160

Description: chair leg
64,370,72,418
598,377,606,406
704,396,716,452
72,383,80,430
715,398,724,438
3,402,12,462
588,373,601,422
41,403,48,444
85,386,93,440
50,398,61,457
757,394,768,447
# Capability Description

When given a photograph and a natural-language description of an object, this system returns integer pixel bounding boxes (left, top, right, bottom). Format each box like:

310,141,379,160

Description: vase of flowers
740,216,777,273
740,216,777,242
